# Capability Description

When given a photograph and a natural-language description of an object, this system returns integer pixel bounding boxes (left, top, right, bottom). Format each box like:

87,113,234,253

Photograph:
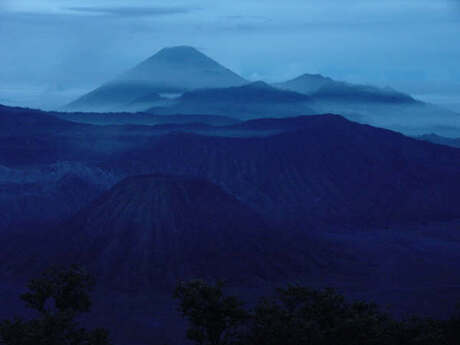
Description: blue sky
1,0,460,110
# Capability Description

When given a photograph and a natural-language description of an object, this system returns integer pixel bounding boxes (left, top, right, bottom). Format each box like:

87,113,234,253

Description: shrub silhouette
174,280,248,345
175,281,460,345
0,265,110,345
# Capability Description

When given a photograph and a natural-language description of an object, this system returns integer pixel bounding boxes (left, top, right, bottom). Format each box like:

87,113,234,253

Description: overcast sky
1,0,460,110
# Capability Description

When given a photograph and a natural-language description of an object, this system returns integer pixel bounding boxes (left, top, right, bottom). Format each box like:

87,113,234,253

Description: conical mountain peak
67,46,247,112
57,174,279,288
158,45,199,53
153,45,205,59
129,46,246,80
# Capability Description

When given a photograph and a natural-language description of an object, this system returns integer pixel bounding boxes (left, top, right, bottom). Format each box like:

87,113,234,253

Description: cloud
65,6,197,17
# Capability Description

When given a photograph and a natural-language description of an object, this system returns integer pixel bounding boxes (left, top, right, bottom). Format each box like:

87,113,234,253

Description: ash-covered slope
0,162,117,231
2,104,460,230
108,115,460,227
53,174,301,288
66,46,247,112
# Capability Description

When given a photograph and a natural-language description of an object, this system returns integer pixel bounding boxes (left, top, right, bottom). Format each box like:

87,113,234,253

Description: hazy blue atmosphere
2,2,460,345
1,0,460,110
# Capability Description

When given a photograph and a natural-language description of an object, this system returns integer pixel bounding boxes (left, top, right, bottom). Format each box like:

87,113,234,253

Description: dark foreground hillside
106,115,460,228
2,105,460,230
1,105,460,344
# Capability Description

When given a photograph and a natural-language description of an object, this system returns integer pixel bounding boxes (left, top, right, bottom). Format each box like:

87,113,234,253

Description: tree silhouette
244,285,396,345
174,280,248,345
0,265,110,345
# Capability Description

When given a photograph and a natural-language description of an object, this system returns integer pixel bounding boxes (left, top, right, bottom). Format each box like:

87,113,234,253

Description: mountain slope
275,74,333,94
277,73,415,103
149,81,315,120
0,104,83,134
418,133,460,148
48,174,305,288
123,46,247,91
2,104,460,229
275,74,460,136
0,164,115,231
66,46,247,112
107,115,460,227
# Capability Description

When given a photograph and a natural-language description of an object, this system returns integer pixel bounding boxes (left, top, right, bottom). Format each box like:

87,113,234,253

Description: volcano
66,46,247,112
51,174,303,289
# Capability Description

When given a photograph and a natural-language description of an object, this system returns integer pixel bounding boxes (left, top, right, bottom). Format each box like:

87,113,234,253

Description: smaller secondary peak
296,73,331,81
244,81,274,89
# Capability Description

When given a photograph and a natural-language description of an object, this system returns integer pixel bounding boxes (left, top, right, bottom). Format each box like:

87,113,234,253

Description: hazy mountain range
2,104,459,230
1,103,460,344
2,46,460,345
64,46,460,137
276,73,416,103
148,81,315,120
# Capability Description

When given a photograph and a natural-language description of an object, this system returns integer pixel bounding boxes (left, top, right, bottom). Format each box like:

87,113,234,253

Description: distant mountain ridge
276,73,416,103
62,46,460,137
275,73,334,94
66,46,417,114
274,74,460,136
148,81,316,120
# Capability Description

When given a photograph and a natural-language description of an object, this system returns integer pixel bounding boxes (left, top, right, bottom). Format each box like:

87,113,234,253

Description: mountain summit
53,174,291,288
124,46,247,90
275,73,334,94
66,46,247,112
